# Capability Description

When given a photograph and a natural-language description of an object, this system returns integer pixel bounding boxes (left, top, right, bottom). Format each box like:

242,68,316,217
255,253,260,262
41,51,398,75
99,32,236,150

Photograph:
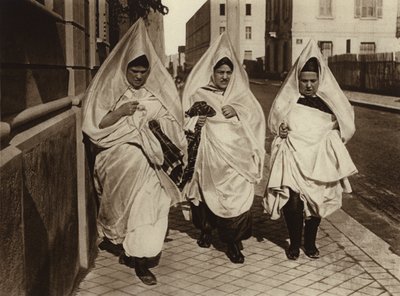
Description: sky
163,0,207,55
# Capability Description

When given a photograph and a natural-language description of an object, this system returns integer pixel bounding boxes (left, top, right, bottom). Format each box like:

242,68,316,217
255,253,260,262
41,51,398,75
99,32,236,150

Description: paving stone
75,196,399,296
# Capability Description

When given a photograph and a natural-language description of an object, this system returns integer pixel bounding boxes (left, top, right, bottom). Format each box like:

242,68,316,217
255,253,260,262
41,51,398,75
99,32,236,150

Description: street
250,81,400,256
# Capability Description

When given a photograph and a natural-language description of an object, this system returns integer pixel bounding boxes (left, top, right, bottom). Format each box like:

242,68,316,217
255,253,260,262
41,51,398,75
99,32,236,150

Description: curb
327,209,400,281
348,98,400,114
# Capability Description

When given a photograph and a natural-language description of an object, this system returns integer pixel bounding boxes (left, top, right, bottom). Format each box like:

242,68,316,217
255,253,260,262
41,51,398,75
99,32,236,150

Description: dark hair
301,57,319,74
127,54,149,68
213,57,234,71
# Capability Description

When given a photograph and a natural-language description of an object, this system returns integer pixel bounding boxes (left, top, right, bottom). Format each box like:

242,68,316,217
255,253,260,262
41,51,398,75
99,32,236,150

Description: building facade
0,1,165,295
266,0,400,75
186,0,266,67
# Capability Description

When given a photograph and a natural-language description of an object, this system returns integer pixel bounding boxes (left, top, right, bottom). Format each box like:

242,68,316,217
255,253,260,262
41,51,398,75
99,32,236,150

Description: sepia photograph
1,0,400,295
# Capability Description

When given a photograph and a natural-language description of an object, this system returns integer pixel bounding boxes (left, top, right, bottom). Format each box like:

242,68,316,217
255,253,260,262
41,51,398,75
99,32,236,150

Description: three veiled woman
181,33,266,263
82,19,186,285
265,40,357,260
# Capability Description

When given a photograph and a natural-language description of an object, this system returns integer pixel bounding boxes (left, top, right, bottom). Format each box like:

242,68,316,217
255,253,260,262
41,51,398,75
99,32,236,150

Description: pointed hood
182,32,265,152
268,39,355,143
82,18,182,144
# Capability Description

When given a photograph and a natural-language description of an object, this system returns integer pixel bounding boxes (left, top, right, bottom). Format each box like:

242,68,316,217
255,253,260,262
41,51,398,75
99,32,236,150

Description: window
355,0,382,18
319,0,332,17
246,4,251,15
220,3,225,16
219,26,225,34
244,50,253,60
346,39,351,53
245,26,252,39
318,41,333,58
360,42,376,54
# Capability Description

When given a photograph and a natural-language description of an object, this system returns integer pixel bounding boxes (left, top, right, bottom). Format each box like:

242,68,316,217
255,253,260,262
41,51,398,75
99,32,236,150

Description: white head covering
182,32,266,154
82,18,182,144
268,39,355,143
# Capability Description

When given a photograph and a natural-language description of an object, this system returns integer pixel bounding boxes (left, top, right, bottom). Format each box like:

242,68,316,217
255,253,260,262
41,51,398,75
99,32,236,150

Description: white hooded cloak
82,19,185,257
182,33,266,218
264,39,358,219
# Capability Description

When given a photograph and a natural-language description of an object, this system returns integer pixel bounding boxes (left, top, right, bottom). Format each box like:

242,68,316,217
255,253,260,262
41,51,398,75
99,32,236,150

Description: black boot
197,230,212,248
134,257,157,285
282,191,304,260
304,216,321,259
226,241,244,264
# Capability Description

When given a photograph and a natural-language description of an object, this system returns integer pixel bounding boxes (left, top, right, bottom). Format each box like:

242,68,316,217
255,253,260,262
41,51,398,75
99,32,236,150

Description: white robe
94,87,178,257
265,103,357,219
184,88,261,218
82,20,185,257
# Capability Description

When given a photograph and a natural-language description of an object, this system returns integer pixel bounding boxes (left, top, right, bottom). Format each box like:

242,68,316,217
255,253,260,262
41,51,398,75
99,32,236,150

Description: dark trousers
282,189,321,250
190,202,252,244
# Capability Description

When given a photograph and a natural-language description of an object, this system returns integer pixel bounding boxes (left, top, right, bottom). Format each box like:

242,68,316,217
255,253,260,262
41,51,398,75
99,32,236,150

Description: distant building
266,0,400,76
185,0,266,68
166,46,186,78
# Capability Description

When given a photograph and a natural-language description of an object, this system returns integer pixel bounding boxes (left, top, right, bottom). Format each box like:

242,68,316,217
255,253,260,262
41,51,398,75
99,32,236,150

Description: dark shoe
134,257,157,285
197,231,212,248
98,238,124,256
120,252,161,269
226,243,245,264
285,246,300,260
304,247,320,259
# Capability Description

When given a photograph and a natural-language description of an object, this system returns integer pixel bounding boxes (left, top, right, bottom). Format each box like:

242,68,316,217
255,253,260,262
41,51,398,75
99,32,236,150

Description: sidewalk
75,156,400,296
250,79,400,112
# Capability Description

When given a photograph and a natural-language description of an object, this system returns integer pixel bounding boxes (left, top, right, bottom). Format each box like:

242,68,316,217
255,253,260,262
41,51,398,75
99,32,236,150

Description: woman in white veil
82,19,185,285
265,39,357,260
181,33,265,264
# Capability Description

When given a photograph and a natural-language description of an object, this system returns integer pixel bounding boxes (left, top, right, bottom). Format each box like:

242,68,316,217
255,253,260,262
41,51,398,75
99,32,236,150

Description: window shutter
319,0,324,16
377,0,382,18
354,0,361,18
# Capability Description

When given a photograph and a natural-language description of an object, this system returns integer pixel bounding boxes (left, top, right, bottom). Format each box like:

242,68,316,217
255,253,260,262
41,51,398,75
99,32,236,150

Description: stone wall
0,1,98,295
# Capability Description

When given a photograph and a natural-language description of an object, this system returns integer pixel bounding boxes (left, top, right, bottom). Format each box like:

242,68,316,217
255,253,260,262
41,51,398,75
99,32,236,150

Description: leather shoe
197,232,211,248
134,257,157,285
304,247,320,259
226,243,244,264
285,246,300,260
98,238,124,256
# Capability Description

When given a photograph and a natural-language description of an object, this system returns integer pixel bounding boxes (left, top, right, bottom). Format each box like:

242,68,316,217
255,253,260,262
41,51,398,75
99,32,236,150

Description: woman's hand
279,122,289,138
99,101,139,129
118,101,139,116
221,105,237,119
196,115,207,127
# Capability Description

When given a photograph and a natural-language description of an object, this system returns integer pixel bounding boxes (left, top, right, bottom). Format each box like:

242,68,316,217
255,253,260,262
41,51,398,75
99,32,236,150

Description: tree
109,0,169,48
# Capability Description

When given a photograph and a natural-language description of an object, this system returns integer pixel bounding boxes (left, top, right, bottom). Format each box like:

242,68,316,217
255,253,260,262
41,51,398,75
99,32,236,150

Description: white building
266,0,400,75
186,0,266,67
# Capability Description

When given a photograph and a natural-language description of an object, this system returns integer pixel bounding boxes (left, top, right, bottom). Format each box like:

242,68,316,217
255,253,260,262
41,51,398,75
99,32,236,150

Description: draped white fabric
182,33,266,218
82,19,183,147
268,39,355,144
82,19,185,257
265,39,357,220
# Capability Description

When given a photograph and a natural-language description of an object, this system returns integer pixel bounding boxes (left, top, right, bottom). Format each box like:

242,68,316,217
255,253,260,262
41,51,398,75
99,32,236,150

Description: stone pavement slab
75,195,400,296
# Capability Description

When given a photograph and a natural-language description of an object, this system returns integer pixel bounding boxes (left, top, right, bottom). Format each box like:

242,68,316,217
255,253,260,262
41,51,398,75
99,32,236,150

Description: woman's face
126,65,150,89
298,71,319,97
213,64,233,90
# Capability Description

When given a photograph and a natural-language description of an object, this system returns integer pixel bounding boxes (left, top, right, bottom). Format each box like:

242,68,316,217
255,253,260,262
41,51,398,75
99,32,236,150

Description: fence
328,52,400,96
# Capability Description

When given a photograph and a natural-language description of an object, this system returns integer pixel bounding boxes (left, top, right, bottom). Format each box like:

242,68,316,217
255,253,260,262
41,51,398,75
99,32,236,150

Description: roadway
250,81,400,256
